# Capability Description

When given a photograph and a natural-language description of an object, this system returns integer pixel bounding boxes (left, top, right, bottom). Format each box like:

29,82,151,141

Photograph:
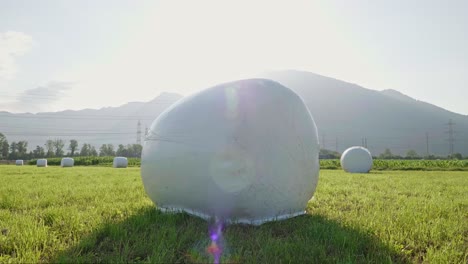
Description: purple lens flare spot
207,219,225,264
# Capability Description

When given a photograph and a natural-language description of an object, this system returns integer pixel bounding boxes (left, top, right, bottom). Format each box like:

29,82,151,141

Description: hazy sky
0,0,467,114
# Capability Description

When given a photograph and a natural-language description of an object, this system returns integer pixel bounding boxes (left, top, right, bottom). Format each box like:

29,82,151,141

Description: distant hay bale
113,157,128,168
16,160,23,166
61,157,74,167
340,146,373,173
37,159,48,167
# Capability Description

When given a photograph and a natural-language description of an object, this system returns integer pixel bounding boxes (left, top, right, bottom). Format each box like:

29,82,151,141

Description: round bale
36,159,48,167
340,146,373,173
141,79,320,225
113,157,128,168
61,157,74,167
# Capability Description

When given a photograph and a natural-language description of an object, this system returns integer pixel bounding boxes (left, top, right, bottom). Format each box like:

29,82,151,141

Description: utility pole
137,120,142,145
425,132,429,156
446,119,455,155
362,137,368,148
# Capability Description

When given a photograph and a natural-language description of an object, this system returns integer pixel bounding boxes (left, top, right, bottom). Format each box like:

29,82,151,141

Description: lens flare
206,219,224,264
185,218,234,263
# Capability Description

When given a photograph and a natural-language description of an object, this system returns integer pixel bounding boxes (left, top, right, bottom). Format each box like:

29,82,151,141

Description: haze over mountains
1,70,467,156
262,70,468,156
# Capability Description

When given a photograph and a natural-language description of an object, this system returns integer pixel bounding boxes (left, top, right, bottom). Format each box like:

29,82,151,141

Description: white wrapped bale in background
113,157,128,168
16,160,23,166
141,79,320,225
37,159,47,167
61,157,74,167
340,146,373,173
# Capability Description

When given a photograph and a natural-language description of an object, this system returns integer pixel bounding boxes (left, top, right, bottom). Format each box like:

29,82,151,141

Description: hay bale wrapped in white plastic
113,157,128,168
141,79,320,225
340,146,373,173
37,159,47,167
16,160,23,166
61,157,74,167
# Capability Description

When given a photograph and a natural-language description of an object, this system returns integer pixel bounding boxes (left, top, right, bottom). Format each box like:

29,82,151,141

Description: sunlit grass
320,159,468,170
0,166,466,263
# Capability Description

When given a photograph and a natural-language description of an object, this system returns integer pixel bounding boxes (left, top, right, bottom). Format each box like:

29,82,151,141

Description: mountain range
1,70,466,156
261,70,467,156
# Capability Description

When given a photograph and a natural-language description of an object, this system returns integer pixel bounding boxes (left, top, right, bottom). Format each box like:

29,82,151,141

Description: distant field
321,159,468,171
0,166,466,263
25,157,468,171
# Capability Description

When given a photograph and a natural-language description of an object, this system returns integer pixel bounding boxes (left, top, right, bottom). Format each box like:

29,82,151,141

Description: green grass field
24,157,468,170
0,166,466,263
320,159,468,171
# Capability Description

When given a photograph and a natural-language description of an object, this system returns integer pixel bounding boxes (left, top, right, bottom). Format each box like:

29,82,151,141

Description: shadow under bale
52,206,409,264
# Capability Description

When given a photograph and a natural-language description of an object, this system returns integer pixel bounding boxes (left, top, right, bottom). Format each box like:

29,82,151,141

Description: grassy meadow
0,166,467,263
320,159,468,171
23,157,468,170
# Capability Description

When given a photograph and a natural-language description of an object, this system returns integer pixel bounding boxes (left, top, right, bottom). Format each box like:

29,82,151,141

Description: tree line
1,132,463,161
377,148,463,160
0,133,142,160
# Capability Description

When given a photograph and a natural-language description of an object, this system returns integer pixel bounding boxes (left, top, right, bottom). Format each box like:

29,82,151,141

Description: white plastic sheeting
340,146,373,173
16,160,23,166
141,79,320,225
113,157,128,168
61,157,74,167
37,159,47,167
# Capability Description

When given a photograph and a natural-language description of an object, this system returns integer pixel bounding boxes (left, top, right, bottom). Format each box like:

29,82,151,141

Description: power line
426,132,429,156
1,132,136,136
0,125,136,132
0,92,180,102
0,115,156,120
0,112,164,117
446,119,455,155
136,120,142,145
